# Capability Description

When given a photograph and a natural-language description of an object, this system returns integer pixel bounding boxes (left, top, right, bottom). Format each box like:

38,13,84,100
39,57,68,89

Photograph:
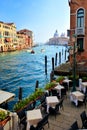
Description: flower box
0,110,10,127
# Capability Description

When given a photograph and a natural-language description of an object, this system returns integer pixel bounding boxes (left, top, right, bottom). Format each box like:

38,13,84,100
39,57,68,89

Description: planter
55,76,64,84
0,116,11,127
45,82,57,91
13,88,44,112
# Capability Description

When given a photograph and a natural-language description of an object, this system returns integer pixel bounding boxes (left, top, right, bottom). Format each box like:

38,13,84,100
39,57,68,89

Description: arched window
77,9,84,27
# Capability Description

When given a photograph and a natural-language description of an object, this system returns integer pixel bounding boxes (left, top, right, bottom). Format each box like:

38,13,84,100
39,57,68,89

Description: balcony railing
75,27,85,35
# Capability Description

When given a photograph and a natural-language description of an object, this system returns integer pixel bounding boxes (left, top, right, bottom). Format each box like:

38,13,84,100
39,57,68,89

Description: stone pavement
43,91,87,130
19,89,87,130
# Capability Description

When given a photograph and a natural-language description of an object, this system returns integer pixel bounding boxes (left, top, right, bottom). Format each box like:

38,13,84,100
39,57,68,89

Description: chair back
58,98,64,110
80,111,87,123
71,121,79,130
30,125,36,130
61,88,66,94
36,119,44,130
55,102,60,112
17,109,26,120
42,113,49,126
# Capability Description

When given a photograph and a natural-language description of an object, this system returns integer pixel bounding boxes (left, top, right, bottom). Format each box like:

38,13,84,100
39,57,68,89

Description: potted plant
0,110,10,127
55,76,64,84
45,82,56,90
13,88,44,112
82,76,87,82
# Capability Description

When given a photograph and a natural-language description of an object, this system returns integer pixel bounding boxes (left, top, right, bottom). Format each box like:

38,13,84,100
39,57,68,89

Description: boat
41,48,45,52
26,49,35,54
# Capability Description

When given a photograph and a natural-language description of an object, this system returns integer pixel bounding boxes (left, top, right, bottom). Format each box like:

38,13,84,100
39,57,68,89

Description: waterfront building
17,32,30,50
0,21,34,52
0,21,17,52
68,0,87,63
47,30,68,45
17,29,33,47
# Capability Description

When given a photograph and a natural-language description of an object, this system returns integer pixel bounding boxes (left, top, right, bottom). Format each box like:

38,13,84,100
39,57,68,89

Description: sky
0,0,70,43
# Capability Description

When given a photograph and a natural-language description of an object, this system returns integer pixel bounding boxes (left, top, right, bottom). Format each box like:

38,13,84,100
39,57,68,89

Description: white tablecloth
81,82,87,93
46,96,59,113
70,91,84,106
53,84,64,98
26,109,42,130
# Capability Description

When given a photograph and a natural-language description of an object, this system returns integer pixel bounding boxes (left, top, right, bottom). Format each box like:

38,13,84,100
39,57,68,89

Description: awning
0,90,15,104
5,38,11,42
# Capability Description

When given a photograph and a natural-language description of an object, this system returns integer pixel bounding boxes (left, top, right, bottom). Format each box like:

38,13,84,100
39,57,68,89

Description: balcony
75,27,85,35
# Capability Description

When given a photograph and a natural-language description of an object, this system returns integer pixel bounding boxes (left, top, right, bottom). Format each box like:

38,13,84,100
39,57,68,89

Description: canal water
0,45,69,110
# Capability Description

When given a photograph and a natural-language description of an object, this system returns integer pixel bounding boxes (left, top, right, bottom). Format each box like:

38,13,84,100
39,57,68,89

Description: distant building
17,29,33,47
47,30,68,45
0,21,34,52
68,0,87,62
0,21,17,52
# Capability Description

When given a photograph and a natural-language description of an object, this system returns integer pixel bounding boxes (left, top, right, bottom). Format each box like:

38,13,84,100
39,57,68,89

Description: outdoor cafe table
70,91,84,106
26,109,42,130
63,79,72,90
0,90,15,105
46,96,59,113
81,82,87,93
53,83,64,98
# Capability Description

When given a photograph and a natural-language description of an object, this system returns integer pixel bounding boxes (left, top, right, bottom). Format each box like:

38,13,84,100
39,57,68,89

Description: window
77,38,84,52
77,9,84,27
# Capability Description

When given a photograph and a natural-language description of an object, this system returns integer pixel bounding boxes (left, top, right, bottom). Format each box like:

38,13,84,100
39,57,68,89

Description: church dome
54,30,58,38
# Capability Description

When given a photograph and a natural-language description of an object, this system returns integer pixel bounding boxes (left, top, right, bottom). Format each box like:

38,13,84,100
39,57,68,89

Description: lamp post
72,34,77,92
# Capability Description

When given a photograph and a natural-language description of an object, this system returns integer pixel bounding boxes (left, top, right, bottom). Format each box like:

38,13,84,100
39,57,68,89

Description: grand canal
0,45,69,110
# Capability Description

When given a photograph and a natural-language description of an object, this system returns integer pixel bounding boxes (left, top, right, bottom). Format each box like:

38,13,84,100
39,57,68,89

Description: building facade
68,0,87,62
0,21,17,52
0,21,34,52
17,29,33,47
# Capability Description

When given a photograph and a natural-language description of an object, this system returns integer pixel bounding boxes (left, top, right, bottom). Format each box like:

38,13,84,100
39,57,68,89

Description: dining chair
51,89,60,99
17,109,27,130
49,102,60,119
80,111,87,128
58,97,64,110
70,121,79,130
62,82,68,91
40,93,48,112
36,120,44,130
61,88,67,98
41,113,49,128
30,125,37,130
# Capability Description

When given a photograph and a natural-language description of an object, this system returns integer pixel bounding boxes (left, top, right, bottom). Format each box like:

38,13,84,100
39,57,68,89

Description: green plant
13,88,44,111
45,82,56,90
68,75,79,80
55,76,64,82
0,110,9,121
82,76,87,81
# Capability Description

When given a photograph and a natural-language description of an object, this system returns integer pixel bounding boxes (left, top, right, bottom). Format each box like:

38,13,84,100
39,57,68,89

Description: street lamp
72,34,77,92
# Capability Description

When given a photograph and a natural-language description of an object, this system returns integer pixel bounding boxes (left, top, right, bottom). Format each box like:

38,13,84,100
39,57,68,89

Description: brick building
17,29,33,47
68,0,87,63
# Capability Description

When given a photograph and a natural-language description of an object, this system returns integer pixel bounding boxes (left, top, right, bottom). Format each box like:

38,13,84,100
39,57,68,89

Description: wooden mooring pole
55,53,58,66
18,87,22,101
35,80,39,91
45,55,47,75
59,52,61,64
52,57,54,71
